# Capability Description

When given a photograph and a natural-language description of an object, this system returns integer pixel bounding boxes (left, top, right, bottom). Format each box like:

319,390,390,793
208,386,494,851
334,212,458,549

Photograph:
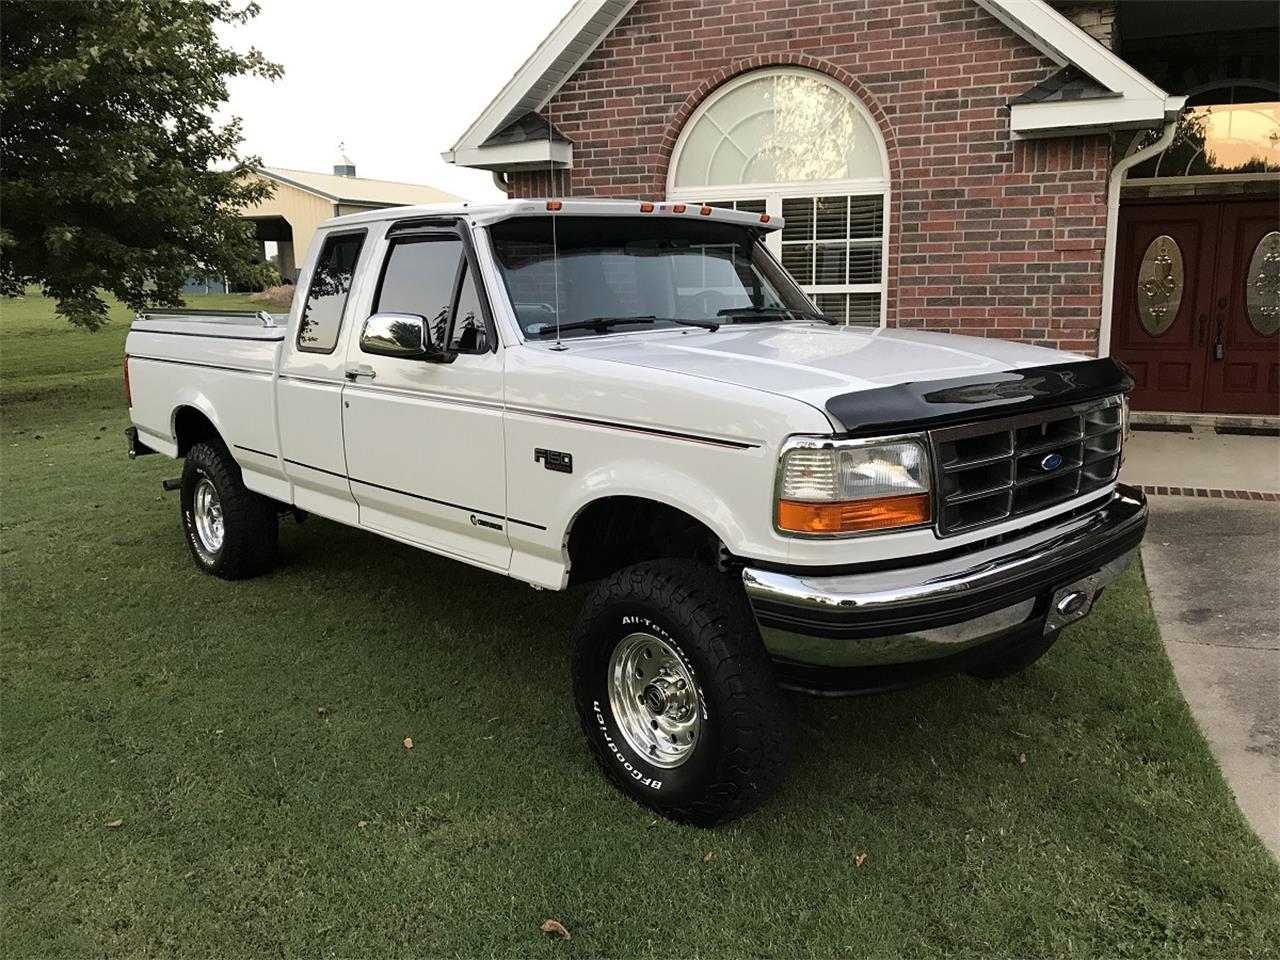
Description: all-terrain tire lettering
572,560,794,826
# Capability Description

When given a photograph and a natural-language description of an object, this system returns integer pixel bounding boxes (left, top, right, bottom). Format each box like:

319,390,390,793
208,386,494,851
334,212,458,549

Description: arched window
1127,82,1280,180
668,69,890,326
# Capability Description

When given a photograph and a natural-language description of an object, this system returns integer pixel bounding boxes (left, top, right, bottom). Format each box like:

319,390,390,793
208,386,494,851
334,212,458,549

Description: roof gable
442,0,632,170
445,0,1181,172
257,167,461,207
973,0,1181,136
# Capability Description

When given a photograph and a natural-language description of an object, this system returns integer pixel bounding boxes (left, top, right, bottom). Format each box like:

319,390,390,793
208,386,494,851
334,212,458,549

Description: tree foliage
0,1,282,329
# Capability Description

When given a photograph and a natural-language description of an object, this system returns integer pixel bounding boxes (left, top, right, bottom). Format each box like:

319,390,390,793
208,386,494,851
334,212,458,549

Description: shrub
250,285,295,310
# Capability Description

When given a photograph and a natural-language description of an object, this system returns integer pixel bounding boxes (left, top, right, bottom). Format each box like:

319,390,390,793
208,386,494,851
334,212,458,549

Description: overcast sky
216,0,575,201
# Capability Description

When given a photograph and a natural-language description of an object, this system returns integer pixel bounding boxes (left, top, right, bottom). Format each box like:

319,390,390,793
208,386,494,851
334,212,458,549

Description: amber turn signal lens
777,493,931,534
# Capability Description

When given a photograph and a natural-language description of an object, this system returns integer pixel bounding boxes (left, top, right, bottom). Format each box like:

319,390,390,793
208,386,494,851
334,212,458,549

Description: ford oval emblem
1040,452,1064,472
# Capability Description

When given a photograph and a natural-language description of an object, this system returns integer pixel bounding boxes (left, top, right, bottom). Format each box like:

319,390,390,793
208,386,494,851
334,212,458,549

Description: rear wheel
181,440,278,579
571,560,793,826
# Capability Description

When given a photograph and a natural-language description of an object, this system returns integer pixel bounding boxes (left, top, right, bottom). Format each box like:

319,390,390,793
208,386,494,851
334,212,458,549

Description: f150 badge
534,448,573,474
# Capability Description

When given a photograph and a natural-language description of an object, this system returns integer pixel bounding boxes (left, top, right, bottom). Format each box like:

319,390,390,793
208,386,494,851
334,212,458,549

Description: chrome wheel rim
193,478,225,554
607,632,702,769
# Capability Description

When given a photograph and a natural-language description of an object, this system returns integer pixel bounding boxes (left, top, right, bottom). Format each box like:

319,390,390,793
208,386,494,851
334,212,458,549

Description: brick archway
655,54,900,191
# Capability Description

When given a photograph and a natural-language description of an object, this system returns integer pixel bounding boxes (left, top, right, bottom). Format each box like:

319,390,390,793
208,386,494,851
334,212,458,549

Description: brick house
443,0,1279,416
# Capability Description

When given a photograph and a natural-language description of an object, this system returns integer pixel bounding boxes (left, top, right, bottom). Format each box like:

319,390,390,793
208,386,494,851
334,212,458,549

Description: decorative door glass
1137,234,1184,336
1246,230,1280,335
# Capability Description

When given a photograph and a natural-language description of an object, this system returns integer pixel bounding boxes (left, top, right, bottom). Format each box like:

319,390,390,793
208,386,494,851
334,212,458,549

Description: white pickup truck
125,199,1146,825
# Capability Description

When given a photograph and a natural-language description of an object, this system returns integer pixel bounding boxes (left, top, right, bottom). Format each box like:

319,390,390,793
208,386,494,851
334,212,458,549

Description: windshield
488,216,814,339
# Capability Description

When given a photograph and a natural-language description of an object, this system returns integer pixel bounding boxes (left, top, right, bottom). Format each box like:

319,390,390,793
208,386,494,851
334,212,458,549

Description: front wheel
571,560,793,826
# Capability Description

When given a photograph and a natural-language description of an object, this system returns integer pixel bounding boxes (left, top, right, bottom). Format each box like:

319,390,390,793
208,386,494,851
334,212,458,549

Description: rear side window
373,237,490,353
297,232,365,353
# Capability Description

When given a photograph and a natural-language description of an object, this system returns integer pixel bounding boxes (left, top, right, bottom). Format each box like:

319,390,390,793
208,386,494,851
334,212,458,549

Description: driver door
340,227,510,569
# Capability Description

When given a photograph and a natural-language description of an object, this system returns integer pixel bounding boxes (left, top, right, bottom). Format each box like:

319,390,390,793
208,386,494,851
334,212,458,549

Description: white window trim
666,69,891,328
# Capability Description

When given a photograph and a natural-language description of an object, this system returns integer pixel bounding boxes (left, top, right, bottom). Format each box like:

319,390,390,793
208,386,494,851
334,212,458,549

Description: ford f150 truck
125,199,1146,826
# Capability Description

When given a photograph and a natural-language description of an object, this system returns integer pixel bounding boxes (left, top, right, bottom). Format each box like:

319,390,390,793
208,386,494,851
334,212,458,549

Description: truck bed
125,309,287,467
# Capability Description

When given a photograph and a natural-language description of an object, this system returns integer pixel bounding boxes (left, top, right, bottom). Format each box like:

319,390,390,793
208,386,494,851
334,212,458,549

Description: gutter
1096,96,1187,358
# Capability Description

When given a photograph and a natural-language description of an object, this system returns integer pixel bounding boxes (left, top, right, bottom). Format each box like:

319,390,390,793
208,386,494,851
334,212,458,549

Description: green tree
0,0,281,329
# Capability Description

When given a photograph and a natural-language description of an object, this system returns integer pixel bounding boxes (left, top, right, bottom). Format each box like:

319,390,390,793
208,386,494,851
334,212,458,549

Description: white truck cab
125,199,1146,825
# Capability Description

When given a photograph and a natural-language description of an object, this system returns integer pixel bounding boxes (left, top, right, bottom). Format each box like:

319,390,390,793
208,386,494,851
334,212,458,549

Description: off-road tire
571,560,793,826
181,440,278,579
966,629,1061,680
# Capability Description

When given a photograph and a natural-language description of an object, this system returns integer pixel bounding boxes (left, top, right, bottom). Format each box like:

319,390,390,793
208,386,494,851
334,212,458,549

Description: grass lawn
2,292,1278,957
0,289,262,400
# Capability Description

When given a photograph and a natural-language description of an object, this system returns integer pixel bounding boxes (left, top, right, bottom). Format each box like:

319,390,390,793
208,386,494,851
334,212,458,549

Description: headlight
777,437,932,535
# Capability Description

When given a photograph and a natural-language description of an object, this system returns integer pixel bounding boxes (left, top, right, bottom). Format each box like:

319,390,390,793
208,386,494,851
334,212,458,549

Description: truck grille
930,397,1124,536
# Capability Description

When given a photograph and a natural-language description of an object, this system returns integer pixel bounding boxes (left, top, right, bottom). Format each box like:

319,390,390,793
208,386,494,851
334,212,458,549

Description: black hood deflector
824,357,1135,436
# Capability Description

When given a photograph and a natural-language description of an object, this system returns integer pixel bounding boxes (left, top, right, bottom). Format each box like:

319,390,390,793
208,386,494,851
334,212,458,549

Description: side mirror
358,313,454,362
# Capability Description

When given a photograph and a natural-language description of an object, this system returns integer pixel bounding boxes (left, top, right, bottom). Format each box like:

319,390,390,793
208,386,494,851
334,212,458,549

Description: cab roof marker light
700,206,712,216
546,200,562,211
639,201,654,213
672,203,686,213
760,213,771,223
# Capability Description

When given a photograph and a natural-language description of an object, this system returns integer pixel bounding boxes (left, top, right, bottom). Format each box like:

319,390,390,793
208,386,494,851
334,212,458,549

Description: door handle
1213,316,1225,361
344,364,376,381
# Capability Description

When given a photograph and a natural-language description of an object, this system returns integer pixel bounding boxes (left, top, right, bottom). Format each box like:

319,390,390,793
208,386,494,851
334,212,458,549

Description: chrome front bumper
742,485,1147,684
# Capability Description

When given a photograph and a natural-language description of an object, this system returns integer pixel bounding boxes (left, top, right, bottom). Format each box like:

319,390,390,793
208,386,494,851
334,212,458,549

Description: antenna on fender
548,113,566,352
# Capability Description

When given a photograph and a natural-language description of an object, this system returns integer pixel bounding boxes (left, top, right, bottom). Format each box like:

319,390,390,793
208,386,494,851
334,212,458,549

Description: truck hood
558,323,1082,417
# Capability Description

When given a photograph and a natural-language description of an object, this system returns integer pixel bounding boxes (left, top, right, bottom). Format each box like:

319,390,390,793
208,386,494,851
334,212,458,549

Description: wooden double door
1112,198,1279,415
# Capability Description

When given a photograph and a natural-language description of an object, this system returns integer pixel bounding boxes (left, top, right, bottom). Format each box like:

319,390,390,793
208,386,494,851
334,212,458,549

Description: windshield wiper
663,316,720,331
533,315,719,336
717,306,840,325
533,315,655,336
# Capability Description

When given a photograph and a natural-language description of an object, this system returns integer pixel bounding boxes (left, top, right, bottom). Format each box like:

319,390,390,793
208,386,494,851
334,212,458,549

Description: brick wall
506,0,1113,353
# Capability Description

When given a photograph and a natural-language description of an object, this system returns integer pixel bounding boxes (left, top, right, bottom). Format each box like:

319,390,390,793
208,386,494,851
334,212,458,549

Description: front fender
564,455,753,553
505,443,781,590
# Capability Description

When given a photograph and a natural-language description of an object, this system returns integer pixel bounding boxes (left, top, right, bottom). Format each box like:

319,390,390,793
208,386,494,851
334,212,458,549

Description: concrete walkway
1121,429,1280,858
1122,427,1280,493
